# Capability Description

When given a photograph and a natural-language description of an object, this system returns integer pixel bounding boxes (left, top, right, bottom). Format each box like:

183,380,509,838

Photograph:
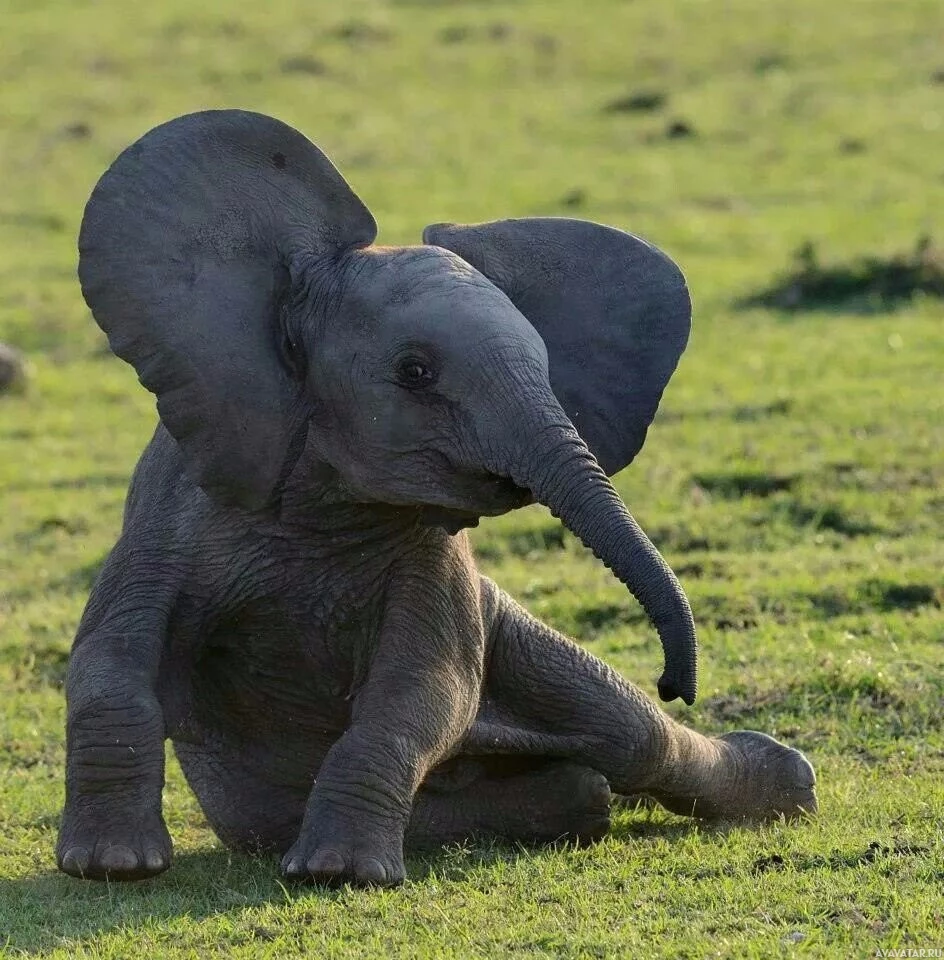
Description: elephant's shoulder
123,424,211,531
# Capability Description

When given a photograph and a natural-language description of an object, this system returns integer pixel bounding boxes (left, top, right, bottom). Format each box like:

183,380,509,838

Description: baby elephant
58,110,816,886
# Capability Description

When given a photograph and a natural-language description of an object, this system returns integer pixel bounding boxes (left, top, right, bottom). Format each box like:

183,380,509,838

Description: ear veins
276,250,358,382
288,249,350,318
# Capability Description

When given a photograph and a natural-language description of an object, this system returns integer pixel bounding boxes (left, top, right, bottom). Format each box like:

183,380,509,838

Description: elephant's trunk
484,408,698,705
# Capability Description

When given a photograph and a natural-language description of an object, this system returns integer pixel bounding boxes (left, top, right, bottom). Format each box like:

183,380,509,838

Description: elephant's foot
408,760,612,848
649,731,817,822
281,813,405,887
537,764,612,843
57,806,172,881
507,762,612,844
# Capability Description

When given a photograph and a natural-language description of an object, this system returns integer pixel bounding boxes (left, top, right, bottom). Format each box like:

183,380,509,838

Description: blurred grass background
1,0,942,956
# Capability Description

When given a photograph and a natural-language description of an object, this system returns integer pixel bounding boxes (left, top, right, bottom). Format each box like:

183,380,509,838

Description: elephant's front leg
57,546,175,880
282,566,483,887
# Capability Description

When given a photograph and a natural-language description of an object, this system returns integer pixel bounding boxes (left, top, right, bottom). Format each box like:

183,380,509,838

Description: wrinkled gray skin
58,111,816,886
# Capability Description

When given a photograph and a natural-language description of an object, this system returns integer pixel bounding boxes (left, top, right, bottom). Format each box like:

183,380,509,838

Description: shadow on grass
739,236,944,313
0,818,708,953
693,471,798,498
768,499,882,537
0,849,284,953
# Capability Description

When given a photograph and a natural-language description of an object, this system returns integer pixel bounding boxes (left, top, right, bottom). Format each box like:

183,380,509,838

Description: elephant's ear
80,110,376,508
423,218,691,476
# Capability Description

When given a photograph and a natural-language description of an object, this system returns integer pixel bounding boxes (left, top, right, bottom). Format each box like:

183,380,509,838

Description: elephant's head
79,110,697,704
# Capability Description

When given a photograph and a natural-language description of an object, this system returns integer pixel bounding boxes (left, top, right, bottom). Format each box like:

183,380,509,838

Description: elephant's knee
588,706,673,792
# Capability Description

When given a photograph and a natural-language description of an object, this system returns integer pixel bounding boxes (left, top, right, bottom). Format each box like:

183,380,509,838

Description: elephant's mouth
419,473,532,534
484,472,533,508
419,507,482,534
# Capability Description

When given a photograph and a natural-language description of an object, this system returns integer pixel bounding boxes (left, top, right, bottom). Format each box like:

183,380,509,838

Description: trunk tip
658,671,697,706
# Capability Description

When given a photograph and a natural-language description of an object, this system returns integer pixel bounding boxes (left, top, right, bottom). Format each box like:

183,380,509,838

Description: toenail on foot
61,846,91,876
308,849,346,876
589,779,612,807
99,845,138,873
357,857,388,885
144,848,167,872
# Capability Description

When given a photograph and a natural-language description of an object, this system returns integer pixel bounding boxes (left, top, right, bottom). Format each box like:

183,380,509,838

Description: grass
1,0,943,956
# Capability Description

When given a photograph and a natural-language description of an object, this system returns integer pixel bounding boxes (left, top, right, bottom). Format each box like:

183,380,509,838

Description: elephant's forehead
360,246,503,303
342,245,540,345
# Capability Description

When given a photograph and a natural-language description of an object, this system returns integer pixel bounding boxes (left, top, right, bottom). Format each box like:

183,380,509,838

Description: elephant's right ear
423,218,691,477
79,110,376,508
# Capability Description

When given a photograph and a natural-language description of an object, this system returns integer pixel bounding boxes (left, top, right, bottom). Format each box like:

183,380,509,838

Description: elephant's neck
267,496,422,545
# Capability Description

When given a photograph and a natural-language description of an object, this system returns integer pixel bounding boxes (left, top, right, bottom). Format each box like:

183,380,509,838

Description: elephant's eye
395,357,436,390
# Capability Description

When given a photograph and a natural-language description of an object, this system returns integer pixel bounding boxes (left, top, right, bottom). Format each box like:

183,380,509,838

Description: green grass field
1,0,942,956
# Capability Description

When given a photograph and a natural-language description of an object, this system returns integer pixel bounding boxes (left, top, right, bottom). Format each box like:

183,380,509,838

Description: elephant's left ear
423,218,691,476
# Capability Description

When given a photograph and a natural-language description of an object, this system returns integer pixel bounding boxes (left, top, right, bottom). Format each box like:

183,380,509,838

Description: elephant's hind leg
173,738,308,854
407,759,611,849
481,580,816,822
